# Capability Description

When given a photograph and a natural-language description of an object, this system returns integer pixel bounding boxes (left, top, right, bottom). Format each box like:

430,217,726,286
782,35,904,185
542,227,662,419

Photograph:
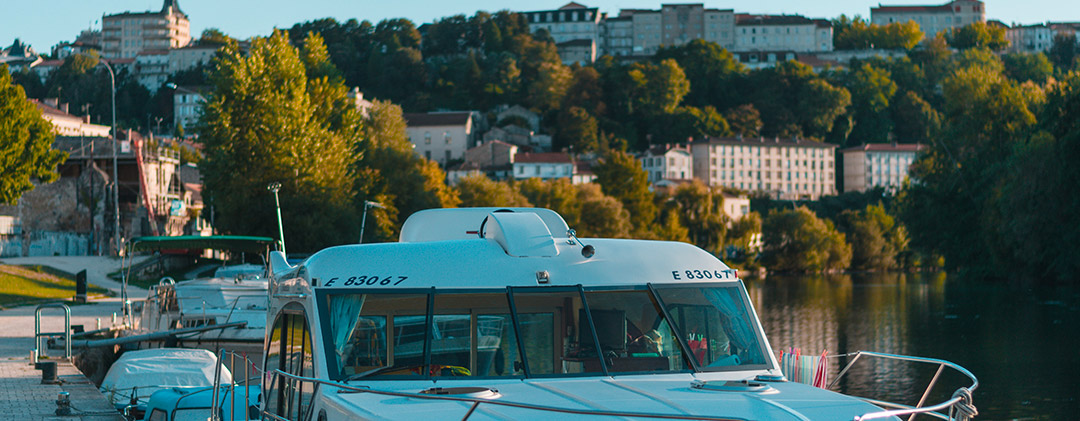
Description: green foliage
946,22,1009,51
748,61,851,139
575,183,633,238
197,31,359,252
723,104,762,138
833,15,924,50
655,40,746,110
455,174,530,207
0,66,67,204
1049,33,1079,71
555,106,599,152
593,149,656,235
1002,53,1054,84
842,63,898,144
837,204,907,270
762,207,851,272
891,90,941,141
669,180,728,254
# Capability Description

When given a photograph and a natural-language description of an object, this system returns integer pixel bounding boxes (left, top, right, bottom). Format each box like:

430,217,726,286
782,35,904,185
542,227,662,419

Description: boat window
508,290,603,375
431,293,522,377
653,286,768,370
173,409,212,421
264,303,314,420
329,293,428,378
145,409,166,421
582,290,690,373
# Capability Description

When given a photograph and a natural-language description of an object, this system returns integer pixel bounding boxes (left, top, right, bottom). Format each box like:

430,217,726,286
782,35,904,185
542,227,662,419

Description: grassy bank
0,265,110,308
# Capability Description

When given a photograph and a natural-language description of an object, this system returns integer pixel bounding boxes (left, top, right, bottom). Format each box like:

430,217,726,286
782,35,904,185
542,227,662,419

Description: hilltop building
639,144,693,185
30,99,111,138
404,111,482,166
102,0,191,59
871,0,984,39
734,14,833,53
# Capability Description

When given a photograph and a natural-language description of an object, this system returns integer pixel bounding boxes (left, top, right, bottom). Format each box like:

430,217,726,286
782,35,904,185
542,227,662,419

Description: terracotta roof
514,152,573,163
30,99,76,119
403,112,473,127
839,143,925,152
736,14,816,26
36,59,63,67
695,136,838,149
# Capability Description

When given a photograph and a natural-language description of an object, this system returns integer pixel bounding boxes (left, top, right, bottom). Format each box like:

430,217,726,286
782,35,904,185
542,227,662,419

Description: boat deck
0,359,121,420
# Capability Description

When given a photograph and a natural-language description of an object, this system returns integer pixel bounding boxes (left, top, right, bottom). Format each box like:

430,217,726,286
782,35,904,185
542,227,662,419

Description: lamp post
97,57,119,257
267,183,285,254
359,200,384,244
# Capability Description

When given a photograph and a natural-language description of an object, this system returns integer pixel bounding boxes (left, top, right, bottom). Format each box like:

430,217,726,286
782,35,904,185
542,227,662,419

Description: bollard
74,270,87,303
55,391,71,415
40,361,58,384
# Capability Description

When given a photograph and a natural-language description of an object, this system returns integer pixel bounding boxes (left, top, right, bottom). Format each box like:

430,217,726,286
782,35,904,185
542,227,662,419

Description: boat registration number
324,276,408,287
672,270,726,280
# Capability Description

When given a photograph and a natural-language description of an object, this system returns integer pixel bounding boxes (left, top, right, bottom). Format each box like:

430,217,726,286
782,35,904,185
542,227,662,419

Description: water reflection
747,272,1079,419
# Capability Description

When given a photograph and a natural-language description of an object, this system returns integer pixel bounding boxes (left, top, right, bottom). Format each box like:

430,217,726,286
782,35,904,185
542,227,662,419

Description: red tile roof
514,152,573,163
871,4,954,13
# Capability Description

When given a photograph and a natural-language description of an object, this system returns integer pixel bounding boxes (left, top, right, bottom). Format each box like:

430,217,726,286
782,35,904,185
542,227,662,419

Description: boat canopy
128,235,277,254
100,348,232,406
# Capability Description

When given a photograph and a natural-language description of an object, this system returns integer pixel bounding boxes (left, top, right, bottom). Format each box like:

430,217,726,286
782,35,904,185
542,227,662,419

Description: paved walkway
0,360,121,420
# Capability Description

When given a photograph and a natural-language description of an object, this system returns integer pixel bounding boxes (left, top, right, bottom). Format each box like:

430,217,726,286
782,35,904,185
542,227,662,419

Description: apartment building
734,14,833,53
871,0,984,39
612,5,734,56
102,0,191,59
691,136,838,200
840,143,924,193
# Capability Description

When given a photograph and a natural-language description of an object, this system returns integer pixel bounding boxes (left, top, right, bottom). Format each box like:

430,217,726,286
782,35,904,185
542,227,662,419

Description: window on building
424,131,431,144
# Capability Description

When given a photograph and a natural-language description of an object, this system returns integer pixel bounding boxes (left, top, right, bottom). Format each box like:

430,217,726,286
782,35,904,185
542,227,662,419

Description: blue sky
4,1,1079,53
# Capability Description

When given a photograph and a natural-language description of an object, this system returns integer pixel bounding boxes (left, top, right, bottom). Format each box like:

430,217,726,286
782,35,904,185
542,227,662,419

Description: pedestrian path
0,359,121,420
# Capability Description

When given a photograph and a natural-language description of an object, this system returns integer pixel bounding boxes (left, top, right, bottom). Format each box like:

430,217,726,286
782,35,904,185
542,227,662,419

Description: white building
512,152,577,181
135,50,169,90
639,144,693,184
522,2,603,64
734,14,833,53
721,193,751,222
871,0,984,39
101,0,191,59
404,112,479,165
30,99,112,137
172,86,205,135
691,136,838,200
840,143,924,193
168,43,218,74
1006,24,1054,53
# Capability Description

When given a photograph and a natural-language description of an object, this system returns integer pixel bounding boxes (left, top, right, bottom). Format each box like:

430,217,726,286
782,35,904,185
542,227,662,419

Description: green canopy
127,235,278,253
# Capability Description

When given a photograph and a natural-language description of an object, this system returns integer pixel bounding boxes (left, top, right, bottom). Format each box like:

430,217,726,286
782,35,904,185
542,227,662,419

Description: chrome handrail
264,369,746,421
823,351,978,421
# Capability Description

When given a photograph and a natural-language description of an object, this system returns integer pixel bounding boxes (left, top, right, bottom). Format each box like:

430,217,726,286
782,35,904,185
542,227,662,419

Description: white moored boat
259,208,978,420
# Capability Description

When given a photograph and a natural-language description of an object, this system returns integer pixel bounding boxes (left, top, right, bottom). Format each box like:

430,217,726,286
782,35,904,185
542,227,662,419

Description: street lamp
359,200,384,244
95,57,120,257
267,183,285,254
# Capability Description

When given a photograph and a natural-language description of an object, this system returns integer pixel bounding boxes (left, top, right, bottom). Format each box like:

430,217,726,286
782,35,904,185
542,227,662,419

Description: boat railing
209,349,263,421
827,351,978,421
263,368,748,421
143,292,266,333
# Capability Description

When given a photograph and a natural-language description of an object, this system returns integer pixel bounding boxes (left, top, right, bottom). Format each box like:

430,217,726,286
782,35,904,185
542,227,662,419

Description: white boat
100,348,231,418
129,235,277,360
258,208,979,420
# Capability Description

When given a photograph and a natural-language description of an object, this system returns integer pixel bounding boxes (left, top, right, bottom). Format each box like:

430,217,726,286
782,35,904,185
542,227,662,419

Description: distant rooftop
403,112,474,127
695,136,837,149
840,143,925,153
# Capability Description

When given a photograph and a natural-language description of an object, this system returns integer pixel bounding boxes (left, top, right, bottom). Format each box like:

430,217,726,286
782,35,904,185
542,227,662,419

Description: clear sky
4,0,1079,54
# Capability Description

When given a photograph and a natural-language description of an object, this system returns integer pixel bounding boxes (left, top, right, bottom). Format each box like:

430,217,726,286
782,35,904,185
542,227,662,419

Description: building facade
639,144,693,184
31,99,112,137
1006,24,1054,53
512,152,577,181
522,2,603,64
871,0,984,39
404,112,479,166
734,14,833,53
840,143,924,193
171,86,205,135
691,136,837,200
102,0,191,59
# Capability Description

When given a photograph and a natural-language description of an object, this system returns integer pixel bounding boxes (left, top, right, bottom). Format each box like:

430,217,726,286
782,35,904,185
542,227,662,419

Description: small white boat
258,208,979,420
128,235,277,360
100,348,231,418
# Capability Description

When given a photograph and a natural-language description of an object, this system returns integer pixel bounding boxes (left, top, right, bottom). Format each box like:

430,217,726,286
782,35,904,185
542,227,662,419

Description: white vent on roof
399,208,570,243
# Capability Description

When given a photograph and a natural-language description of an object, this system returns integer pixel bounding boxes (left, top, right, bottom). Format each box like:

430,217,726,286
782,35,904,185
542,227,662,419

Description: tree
554,106,599,152
833,15,923,50
655,40,746,109
891,90,941,142
0,66,67,204
660,106,731,144
517,178,582,227
748,61,851,139
1002,53,1054,84
761,207,851,272
455,174,530,207
575,183,633,238
526,61,571,112
197,31,358,252
593,149,657,236
843,63,898,144
947,22,1008,51
724,104,763,138
669,180,727,253
837,204,906,270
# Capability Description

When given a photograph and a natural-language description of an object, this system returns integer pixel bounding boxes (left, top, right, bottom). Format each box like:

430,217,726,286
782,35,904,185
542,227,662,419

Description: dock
0,360,122,420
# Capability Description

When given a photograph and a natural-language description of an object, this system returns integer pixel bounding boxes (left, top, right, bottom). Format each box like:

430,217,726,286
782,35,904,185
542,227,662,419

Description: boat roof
101,348,231,392
128,235,277,253
290,208,735,290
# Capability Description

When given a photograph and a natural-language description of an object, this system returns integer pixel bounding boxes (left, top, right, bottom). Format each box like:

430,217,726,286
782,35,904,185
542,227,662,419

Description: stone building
102,0,191,59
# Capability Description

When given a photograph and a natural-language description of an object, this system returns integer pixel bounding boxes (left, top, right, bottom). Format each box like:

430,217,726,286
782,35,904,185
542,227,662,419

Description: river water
746,272,1079,420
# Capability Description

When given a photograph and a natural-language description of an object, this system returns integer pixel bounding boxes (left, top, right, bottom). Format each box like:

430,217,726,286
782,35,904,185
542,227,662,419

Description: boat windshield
321,284,769,380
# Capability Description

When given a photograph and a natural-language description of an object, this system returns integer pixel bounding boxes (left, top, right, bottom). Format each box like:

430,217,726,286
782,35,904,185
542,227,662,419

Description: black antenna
567,229,595,258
